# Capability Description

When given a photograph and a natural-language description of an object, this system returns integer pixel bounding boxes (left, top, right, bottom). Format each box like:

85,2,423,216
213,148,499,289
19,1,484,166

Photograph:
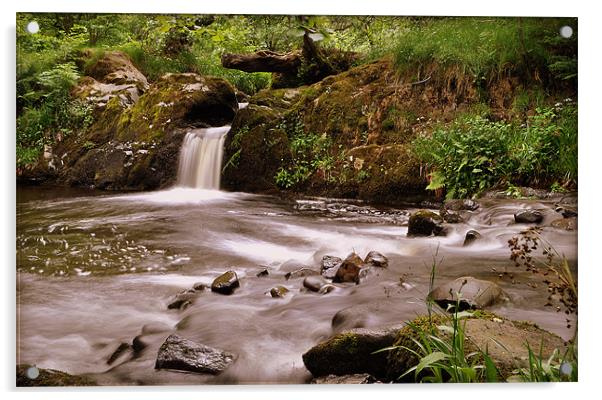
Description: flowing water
16,185,577,385
177,126,230,189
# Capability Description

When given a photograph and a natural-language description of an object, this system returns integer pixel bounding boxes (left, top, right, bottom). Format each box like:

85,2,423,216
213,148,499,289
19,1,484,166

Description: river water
16,186,577,385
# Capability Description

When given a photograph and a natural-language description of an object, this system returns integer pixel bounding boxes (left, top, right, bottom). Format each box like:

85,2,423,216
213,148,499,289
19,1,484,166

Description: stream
16,185,577,385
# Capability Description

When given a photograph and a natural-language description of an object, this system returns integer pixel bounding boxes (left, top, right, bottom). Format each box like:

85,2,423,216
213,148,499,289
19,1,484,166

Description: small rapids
16,186,577,384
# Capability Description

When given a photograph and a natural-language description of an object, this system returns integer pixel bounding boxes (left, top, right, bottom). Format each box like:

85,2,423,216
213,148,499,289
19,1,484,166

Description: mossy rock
117,73,237,142
407,210,445,236
302,325,402,379
16,364,96,387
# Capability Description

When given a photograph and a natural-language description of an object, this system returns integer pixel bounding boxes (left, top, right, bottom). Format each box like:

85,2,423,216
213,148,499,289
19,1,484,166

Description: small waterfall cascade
177,126,230,189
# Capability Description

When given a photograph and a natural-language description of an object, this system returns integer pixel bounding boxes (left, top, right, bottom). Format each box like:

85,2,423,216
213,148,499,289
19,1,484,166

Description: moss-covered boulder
73,51,149,114
302,325,402,379
60,69,238,190
407,210,445,236
16,364,96,387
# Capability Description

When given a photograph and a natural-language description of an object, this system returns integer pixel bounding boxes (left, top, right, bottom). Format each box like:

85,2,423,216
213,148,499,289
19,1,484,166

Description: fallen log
221,50,301,73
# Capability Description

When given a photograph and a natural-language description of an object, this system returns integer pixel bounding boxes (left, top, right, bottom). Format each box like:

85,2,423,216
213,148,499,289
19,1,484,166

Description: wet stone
270,286,289,298
364,251,388,268
321,255,342,279
167,292,197,310
334,253,364,284
192,282,208,291
303,275,328,292
285,267,319,280
407,210,445,237
463,230,481,247
155,334,235,374
211,270,240,295
429,276,505,310
256,268,269,277
318,284,336,294
514,209,544,224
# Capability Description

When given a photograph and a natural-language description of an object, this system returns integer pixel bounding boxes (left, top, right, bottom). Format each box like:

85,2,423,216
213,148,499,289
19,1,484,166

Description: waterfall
177,126,230,190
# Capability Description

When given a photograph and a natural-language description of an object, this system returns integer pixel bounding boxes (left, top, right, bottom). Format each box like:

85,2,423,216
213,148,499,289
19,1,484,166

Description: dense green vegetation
17,14,577,199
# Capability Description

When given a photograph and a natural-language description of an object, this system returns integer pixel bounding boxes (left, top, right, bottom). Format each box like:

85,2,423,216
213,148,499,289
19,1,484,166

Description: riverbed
16,186,577,385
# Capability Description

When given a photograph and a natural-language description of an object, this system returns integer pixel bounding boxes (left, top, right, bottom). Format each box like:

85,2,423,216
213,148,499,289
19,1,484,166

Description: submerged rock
514,209,544,224
211,271,240,295
318,284,337,294
106,342,133,365
192,282,208,291
155,334,235,374
167,291,197,310
303,275,329,292
429,276,505,310
333,253,364,283
321,255,343,279
463,230,482,247
440,209,464,223
270,285,290,298
256,268,270,277
302,325,402,379
364,251,388,268
285,267,319,280
407,210,445,237
551,217,577,231
554,205,577,218
311,373,380,384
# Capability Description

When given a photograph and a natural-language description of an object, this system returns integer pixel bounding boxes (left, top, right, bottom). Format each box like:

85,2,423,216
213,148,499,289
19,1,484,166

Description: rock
407,210,445,237
303,275,329,292
192,282,208,291
211,271,240,295
270,286,290,298
364,251,388,268
429,276,505,310
331,299,416,333
311,373,379,384
285,267,319,280
514,209,544,224
321,255,343,279
333,253,364,283
443,199,480,212
73,51,149,113
302,325,402,379
167,292,197,310
155,334,235,374
256,268,270,277
441,209,464,223
141,322,173,335
551,217,577,231
463,230,482,247
132,335,149,353
554,205,577,218
16,364,96,387
106,342,133,365
386,314,566,381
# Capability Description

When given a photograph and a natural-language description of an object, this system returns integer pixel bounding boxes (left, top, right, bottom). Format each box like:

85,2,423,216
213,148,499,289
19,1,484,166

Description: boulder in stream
303,275,329,292
321,255,343,279
443,199,480,212
428,276,505,310
155,334,236,374
364,251,388,268
211,271,240,295
333,252,365,283
407,210,445,237
463,230,482,247
514,209,544,224
285,267,319,280
302,325,402,379
167,291,198,310
270,285,290,298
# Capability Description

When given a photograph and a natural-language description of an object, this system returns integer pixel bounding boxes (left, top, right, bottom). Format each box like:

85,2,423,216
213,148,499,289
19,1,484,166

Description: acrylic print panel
16,13,577,386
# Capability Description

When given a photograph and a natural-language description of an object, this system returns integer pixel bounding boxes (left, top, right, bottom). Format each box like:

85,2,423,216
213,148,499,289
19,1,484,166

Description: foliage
392,17,577,87
413,103,577,199
274,116,333,189
510,341,577,382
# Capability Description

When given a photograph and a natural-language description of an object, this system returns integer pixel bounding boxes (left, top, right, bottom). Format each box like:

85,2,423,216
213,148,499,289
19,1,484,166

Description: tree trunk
221,50,302,73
